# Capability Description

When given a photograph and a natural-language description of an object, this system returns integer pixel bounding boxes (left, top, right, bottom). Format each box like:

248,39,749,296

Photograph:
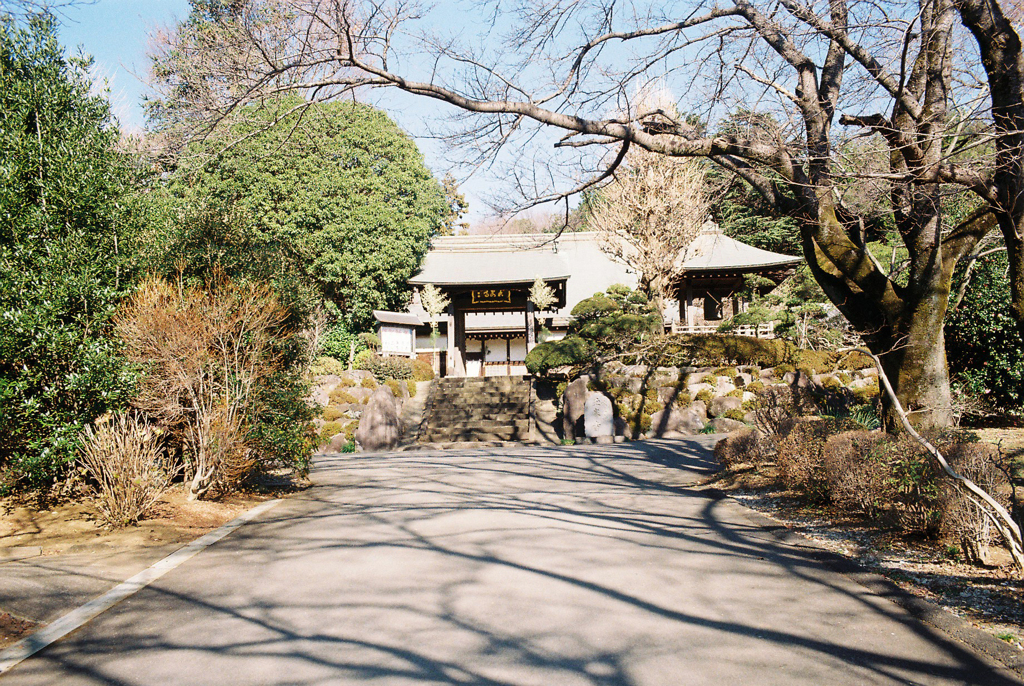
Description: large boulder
710,417,746,433
688,382,715,397
653,367,681,385
689,400,708,421
715,378,737,395
783,370,814,388
848,376,877,390
621,364,648,377
709,395,743,418
562,377,589,440
310,374,343,407
348,386,375,404
584,392,615,443
735,372,753,387
649,408,705,437
657,386,689,406
355,386,402,451
326,433,350,453
615,416,638,440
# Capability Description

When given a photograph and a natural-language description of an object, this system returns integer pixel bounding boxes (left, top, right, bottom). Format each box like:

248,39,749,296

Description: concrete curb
707,488,1024,678
0,498,281,676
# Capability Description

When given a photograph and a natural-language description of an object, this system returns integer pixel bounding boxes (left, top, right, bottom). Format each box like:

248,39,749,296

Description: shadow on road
7,439,1016,685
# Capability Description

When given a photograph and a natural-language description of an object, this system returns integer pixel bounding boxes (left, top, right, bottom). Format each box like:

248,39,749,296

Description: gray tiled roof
408,248,570,285
679,224,801,271
373,310,424,326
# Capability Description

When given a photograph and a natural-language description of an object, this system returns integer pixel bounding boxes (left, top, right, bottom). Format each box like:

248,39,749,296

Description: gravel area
724,482,1024,650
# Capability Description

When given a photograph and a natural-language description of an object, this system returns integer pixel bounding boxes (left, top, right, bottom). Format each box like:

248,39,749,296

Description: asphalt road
2,439,1017,685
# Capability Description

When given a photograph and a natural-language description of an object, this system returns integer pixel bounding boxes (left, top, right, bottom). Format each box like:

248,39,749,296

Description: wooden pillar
453,308,466,377
446,304,457,377
526,302,537,352
685,282,695,329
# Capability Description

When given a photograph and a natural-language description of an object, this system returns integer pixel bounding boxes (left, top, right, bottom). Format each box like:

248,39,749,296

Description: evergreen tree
0,16,137,491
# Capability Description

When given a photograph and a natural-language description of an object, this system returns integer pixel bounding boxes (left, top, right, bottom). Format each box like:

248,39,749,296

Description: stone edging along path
0,499,282,676
708,487,1024,678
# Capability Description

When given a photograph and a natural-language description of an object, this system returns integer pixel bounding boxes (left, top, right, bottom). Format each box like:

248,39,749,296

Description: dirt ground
705,427,1024,654
0,478,304,649
0,487,272,557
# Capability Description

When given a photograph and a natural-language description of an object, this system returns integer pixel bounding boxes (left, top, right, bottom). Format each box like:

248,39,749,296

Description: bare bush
115,275,290,500
940,442,1011,565
78,413,179,527
775,419,841,503
751,385,819,437
713,427,775,469
823,430,892,519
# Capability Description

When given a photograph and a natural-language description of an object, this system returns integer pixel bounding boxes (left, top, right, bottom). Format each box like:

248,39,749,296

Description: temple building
373,224,801,377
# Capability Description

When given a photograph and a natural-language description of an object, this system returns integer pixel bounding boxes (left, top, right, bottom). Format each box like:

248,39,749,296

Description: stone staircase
416,376,533,444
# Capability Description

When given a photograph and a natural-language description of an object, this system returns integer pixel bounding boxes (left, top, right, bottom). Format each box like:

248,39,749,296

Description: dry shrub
115,275,290,500
752,385,816,437
713,427,775,469
78,413,180,527
775,419,848,503
824,430,891,518
939,442,1009,564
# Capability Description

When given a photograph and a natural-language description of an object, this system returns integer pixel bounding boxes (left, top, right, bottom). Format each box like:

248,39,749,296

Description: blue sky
53,0,514,223
58,0,191,131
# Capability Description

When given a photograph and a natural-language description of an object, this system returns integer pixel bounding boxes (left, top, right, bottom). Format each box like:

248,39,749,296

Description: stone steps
417,376,533,444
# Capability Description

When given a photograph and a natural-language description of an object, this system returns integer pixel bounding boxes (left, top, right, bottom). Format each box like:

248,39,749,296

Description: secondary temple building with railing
373,223,801,377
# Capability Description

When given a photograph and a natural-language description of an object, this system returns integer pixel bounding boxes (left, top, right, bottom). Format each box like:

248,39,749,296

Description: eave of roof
373,310,423,326
408,249,570,286
678,227,802,272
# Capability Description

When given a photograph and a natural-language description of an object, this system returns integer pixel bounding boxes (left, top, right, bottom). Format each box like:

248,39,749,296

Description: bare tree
115,275,291,500
148,0,1024,429
589,147,708,318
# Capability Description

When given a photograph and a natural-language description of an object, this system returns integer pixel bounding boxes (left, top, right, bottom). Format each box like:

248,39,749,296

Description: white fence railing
670,321,776,338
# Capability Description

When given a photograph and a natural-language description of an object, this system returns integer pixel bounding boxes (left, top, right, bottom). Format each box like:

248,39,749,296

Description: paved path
2,439,1017,685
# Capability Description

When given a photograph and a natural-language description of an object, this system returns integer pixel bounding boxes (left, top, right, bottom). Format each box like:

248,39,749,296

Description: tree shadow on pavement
5,440,1019,685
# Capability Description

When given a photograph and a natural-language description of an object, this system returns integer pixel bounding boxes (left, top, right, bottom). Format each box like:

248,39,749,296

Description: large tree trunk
872,305,954,431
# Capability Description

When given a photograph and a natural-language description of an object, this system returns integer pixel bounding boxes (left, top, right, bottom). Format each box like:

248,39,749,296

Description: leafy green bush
385,379,405,398
247,370,316,475
322,406,347,421
946,251,1024,410
695,389,714,405
310,356,348,377
353,349,376,370
329,388,359,405
525,336,593,375
726,389,744,398
724,409,747,422
318,421,345,446
409,358,435,381
773,363,796,378
746,380,765,393
851,381,880,405
360,377,378,389
371,356,414,382
0,18,139,493
671,390,693,407
715,367,739,379
655,335,871,371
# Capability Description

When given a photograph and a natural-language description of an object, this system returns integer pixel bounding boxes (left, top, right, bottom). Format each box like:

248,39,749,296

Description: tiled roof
408,234,572,285
679,224,801,271
373,310,424,326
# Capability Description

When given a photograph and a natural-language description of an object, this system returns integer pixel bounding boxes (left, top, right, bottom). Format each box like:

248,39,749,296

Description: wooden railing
670,321,776,338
